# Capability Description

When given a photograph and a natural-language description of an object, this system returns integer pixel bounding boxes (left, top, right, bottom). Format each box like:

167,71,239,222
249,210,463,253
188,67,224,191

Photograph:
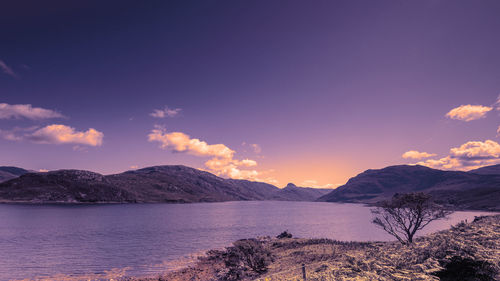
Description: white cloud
148,127,234,159
28,124,103,146
300,180,338,189
402,150,437,160
445,104,492,121
0,60,17,78
148,127,277,184
0,103,64,120
150,106,182,118
450,140,500,160
417,140,500,170
38,169,49,172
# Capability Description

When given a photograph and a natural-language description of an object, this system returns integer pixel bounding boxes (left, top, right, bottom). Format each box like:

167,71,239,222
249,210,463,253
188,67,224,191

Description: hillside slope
0,165,331,203
0,166,30,183
318,165,500,211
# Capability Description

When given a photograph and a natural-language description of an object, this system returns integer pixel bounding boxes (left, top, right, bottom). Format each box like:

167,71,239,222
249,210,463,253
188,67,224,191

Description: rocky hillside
0,165,331,203
0,166,30,182
0,170,135,203
318,165,500,211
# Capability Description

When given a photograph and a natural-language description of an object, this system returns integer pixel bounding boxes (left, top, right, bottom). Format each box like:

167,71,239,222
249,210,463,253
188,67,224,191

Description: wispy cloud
150,106,182,118
402,150,436,160
445,104,492,121
0,60,18,78
242,142,262,154
148,126,277,184
27,124,104,146
0,126,39,141
417,140,500,170
494,95,500,111
300,180,338,189
0,103,64,120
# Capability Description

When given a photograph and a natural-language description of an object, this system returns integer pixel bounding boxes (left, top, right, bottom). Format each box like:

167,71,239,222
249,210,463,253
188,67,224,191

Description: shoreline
0,200,498,212
129,214,500,281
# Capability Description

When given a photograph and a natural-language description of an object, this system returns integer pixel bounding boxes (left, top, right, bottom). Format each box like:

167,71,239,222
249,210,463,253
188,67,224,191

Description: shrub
276,230,293,239
209,239,273,281
433,256,498,281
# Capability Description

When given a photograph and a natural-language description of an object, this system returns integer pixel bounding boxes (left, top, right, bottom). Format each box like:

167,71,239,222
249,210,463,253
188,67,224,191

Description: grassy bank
133,215,500,281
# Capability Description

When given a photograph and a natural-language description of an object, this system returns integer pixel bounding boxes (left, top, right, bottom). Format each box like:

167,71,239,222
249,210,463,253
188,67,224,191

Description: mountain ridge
0,165,331,203
318,164,500,211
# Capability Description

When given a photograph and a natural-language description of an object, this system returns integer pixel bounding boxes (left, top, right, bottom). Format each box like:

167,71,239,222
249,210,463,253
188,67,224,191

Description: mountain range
0,165,331,203
318,164,500,211
1,164,499,211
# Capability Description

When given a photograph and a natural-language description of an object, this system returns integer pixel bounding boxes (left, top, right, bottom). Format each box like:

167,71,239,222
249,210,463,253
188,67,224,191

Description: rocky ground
132,215,500,281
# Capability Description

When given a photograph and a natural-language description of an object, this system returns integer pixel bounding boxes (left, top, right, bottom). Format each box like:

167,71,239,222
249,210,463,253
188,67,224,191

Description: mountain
0,166,30,183
0,165,331,203
317,165,500,211
468,164,500,175
278,183,332,201
0,169,135,203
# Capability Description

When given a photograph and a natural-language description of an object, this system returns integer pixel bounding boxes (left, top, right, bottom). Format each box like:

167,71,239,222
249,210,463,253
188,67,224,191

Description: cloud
494,95,500,111
150,106,182,118
148,127,234,159
300,180,338,189
449,140,500,160
417,140,500,170
0,126,39,141
402,150,437,160
28,124,103,146
445,104,492,121
0,60,17,78
130,165,139,169
0,103,64,120
242,142,262,154
148,127,277,184
251,143,262,154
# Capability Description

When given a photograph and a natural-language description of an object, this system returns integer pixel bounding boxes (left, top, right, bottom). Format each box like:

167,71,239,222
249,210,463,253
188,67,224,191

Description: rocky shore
132,215,500,281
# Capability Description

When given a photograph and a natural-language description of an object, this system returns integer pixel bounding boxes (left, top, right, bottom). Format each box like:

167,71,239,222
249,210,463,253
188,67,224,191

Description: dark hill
468,164,500,175
318,165,500,211
0,170,134,203
278,183,332,201
0,165,332,203
0,166,30,183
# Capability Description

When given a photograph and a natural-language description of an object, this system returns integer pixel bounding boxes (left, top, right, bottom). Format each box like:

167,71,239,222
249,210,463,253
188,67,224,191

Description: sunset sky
2,0,500,188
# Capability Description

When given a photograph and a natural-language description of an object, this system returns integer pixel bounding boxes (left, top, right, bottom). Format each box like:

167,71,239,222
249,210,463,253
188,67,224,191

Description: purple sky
2,0,500,187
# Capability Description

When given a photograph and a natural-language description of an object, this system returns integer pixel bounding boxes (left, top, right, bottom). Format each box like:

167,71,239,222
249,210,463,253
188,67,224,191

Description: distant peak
285,183,297,188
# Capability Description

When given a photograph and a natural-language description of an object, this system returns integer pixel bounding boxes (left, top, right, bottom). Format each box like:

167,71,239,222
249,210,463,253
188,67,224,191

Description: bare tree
371,192,452,244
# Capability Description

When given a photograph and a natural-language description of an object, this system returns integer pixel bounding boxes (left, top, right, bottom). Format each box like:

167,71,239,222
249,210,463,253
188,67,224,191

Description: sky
2,0,500,188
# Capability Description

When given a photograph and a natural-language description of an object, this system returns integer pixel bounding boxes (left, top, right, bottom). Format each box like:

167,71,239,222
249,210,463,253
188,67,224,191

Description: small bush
433,256,498,281
209,239,273,281
276,230,293,239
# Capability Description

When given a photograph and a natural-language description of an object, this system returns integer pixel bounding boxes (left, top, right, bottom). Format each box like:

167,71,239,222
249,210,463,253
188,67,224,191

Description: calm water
0,201,495,280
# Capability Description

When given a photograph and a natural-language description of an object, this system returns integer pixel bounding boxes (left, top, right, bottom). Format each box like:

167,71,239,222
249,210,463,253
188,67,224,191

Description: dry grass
134,215,500,281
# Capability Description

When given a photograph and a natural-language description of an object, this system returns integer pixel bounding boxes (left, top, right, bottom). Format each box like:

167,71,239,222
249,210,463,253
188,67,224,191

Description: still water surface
0,201,495,280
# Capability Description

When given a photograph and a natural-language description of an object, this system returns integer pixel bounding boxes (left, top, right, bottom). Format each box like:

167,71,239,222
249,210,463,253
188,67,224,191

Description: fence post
302,263,306,281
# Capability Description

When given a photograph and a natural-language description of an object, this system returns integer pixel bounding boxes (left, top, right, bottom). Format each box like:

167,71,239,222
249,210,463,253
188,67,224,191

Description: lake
0,201,495,280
